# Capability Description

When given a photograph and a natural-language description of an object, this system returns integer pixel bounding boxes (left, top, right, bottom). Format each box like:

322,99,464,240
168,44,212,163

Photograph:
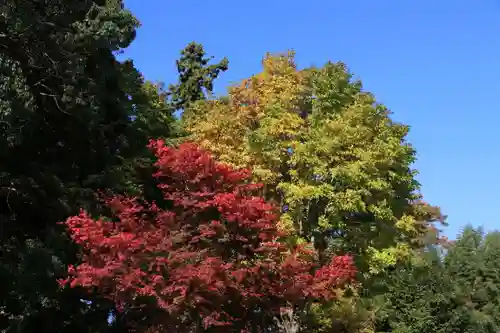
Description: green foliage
305,292,376,333
377,227,500,333
119,42,229,203
0,1,169,332
375,249,450,333
183,52,443,274
168,42,228,112
115,63,177,198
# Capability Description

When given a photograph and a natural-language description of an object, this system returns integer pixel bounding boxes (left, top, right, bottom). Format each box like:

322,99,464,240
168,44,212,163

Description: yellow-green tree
183,51,443,274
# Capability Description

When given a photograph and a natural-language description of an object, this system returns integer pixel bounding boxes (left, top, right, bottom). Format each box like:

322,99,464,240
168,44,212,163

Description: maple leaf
61,140,356,332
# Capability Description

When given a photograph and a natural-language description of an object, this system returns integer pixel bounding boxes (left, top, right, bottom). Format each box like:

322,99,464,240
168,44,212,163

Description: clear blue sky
123,0,500,239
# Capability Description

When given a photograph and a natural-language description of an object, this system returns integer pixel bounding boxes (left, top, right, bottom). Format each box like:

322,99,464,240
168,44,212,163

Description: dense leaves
0,1,148,332
168,42,229,113
62,141,356,332
183,52,444,273
0,1,488,333
376,227,500,333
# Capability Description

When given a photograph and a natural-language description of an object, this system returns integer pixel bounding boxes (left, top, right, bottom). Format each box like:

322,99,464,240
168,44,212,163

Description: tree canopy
62,140,356,332
0,1,146,332
183,52,444,274
376,227,500,333
0,2,489,333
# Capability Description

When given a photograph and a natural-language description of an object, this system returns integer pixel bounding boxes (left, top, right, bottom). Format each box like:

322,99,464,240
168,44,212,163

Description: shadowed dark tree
0,1,170,332
168,42,228,112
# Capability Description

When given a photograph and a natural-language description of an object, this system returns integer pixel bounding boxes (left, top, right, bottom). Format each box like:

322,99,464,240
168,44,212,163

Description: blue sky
123,0,500,239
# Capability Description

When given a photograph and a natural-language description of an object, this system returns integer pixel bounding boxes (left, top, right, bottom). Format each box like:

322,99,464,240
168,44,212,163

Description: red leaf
61,141,356,331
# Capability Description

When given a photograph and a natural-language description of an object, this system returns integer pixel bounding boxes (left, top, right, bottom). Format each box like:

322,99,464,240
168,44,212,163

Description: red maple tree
61,140,356,332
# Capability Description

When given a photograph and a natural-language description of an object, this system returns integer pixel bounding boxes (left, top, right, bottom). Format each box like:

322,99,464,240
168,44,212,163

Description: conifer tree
168,42,228,112
0,1,168,332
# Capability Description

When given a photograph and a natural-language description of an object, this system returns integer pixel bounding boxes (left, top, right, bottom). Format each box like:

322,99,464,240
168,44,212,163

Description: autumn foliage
61,141,356,331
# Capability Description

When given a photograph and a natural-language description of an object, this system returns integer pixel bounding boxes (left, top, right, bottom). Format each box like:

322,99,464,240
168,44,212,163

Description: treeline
0,1,497,333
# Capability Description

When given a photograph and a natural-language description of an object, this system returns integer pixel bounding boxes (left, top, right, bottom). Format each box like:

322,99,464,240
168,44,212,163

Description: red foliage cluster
61,141,356,331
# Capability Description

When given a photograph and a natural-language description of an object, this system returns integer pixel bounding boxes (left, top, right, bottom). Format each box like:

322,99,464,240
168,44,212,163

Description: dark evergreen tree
376,226,500,333
443,227,500,333
0,1,173,332
374,248,453,333
168,42,228,112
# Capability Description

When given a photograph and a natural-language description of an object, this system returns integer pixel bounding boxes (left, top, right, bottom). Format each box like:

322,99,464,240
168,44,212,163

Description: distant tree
168,42,228,112
376,226,500,333
442,226,500,332
374,248,451,333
